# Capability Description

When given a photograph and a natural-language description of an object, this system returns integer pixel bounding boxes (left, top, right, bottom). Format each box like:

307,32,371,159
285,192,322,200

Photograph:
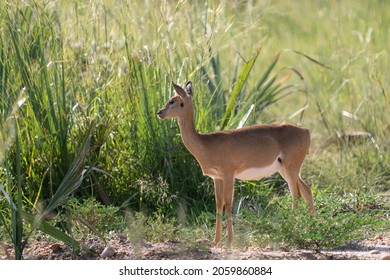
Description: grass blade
22,211,83,252
254,52,280,91
289,49,333,69
44,124,93,214
220,47,261,129
10,119,23,259
237,104,254,128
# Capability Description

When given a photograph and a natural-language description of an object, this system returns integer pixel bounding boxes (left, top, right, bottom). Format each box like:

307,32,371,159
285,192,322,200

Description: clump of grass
126,211,179,245
232,187,389,249
64,197,122,238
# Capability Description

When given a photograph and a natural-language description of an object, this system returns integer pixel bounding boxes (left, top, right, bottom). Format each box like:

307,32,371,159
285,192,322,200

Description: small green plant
126,212,178,244
65,197,123,237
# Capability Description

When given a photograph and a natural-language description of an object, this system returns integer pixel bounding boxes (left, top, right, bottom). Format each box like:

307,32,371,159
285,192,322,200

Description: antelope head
157,81,193,120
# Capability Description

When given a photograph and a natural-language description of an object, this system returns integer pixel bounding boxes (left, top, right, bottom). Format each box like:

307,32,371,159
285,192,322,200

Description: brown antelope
157,81,314,248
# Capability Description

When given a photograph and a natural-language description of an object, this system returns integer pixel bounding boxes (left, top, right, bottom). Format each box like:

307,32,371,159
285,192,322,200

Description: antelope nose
157,109,164,118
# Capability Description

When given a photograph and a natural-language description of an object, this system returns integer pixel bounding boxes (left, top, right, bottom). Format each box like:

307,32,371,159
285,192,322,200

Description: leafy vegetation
0,0,389,258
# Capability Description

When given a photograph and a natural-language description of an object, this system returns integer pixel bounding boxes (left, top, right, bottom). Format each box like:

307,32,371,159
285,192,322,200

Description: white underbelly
235,160,280,181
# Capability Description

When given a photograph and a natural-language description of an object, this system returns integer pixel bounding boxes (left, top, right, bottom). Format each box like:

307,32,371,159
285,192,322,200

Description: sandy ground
1,235,389,260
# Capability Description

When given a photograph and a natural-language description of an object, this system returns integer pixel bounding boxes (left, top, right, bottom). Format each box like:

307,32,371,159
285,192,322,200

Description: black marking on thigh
277,157,282,164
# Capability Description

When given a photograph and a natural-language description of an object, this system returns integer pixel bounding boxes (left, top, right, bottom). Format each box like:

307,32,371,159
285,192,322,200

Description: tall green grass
0,1,105,258
0,0,389,258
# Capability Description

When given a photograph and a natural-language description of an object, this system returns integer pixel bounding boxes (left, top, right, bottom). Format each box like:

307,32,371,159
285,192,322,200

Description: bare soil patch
1,235,389,260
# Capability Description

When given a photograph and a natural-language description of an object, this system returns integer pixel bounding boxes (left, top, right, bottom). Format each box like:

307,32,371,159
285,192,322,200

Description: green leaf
44,124,94,214
0,184,17,211
220,47,261,130
22,211,83,251
12,123,23,259
254,52,281,91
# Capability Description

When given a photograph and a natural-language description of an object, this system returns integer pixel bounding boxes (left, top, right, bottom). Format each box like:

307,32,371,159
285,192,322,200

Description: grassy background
0,0,389,256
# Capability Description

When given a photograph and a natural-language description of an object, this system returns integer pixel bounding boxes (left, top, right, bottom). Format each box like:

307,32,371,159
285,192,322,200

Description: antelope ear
185,81,193,96
172,81,187,98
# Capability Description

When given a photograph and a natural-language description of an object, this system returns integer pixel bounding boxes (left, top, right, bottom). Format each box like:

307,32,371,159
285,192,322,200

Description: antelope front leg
223,174,235,248
213,178,224,247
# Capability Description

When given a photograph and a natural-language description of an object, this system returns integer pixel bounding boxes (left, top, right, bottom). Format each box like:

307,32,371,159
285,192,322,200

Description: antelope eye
168,100,174,105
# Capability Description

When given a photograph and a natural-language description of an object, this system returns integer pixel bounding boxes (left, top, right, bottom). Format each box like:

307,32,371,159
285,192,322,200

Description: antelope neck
177,111,202,156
